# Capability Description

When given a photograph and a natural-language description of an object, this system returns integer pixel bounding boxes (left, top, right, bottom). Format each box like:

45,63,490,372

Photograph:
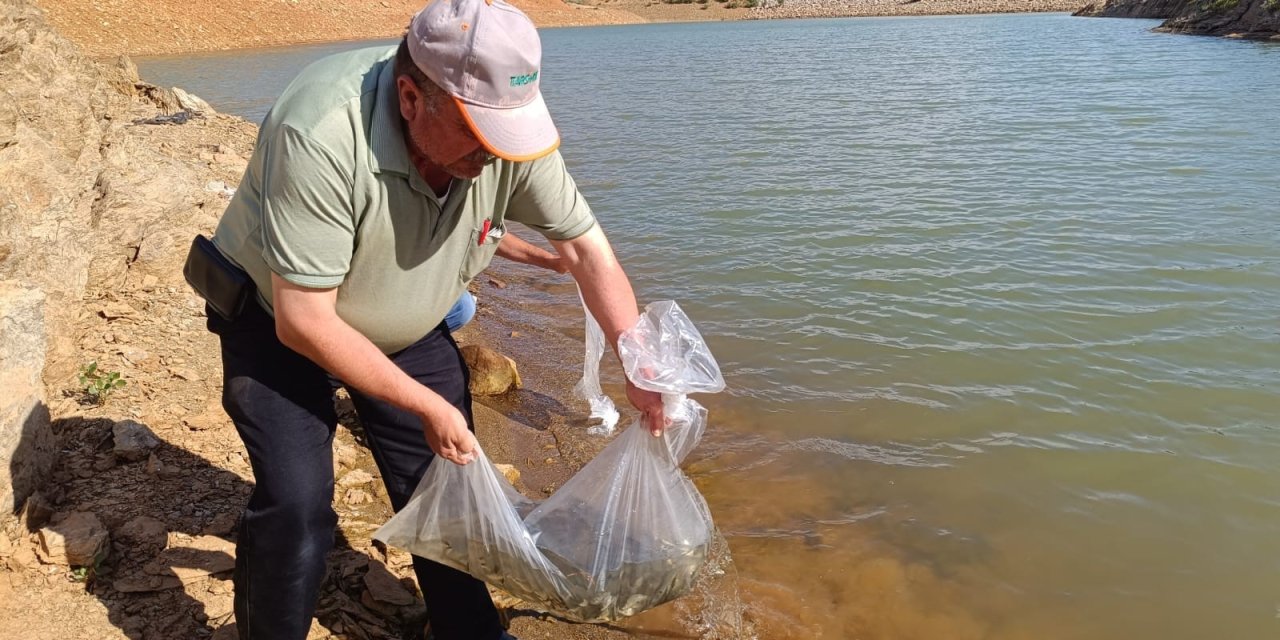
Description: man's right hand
418,402,479,466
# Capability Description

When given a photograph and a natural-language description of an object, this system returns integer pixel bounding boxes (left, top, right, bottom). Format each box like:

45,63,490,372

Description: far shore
38,0,1082,58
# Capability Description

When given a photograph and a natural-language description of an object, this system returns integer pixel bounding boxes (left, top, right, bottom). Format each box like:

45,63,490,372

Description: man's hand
626,381,668,437
418,402,480,465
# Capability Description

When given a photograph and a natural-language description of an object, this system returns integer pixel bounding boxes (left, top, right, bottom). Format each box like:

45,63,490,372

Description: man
204,0,665,637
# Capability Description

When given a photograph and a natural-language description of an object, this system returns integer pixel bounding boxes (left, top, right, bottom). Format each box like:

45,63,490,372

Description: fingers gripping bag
373,300,725,622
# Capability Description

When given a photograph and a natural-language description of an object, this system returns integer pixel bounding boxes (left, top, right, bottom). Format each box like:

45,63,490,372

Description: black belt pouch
183,235,253,321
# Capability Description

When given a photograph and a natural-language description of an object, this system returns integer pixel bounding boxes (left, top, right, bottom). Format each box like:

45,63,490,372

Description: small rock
10,541,38,570
92,456,116,472
37,512,109,566
19,492,55,530
459,345,522,396
99,302,137,320
145,535,235,583
204,180,236,198
344,488,370,505
509,331,520,338
182,409,224,432
141,274,160,288
488,276,508,289
363,563,415,606
119,347,150,364
334,440,360,469
116,516,169,555
0,532,12,557
211,153,243,165
103,332,116,343
114,420,161,462
203,512,238,537
114,574,183,593
492,463,521,486
338,469,374,488
172,87,212,113
361,588,398,615
170,367,200,382
339,552,370,578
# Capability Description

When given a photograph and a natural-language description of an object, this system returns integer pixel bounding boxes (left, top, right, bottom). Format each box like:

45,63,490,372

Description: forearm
496,231,563,272
271,277,452,419
552,224,640,351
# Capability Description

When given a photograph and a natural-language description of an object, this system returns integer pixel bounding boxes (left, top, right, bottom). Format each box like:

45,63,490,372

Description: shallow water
141,13,1280,639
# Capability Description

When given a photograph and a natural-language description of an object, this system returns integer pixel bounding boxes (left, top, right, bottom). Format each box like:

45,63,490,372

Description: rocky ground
0,1,751,638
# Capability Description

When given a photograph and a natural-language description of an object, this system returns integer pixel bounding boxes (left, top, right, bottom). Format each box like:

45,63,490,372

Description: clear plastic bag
373,300,724,622
572,288,620,435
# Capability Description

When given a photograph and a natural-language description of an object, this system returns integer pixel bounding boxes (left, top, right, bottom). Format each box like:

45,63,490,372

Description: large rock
0,0,208,386
1075,0,1279,39
1158,0,1280,38
459,345,522,396
0,281,53,516
1073,0,1195,17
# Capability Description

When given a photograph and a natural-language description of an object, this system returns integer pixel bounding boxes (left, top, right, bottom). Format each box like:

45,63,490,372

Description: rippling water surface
141,14,1280,639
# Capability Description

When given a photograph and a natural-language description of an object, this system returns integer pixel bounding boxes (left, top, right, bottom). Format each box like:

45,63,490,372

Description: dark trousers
208,301,503,640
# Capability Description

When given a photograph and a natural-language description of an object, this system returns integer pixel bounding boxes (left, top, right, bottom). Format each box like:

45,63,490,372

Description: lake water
140,13,1280,640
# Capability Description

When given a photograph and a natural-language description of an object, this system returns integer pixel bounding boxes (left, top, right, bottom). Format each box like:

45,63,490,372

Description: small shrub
1200,0,1239,12
69,550,108,588
1265,0,1279,12
77,361,126,405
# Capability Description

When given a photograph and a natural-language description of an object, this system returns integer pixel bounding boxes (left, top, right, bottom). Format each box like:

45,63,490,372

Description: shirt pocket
458,221,504,284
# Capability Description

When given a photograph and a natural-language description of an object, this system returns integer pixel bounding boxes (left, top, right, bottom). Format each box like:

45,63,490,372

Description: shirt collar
369,58,411,177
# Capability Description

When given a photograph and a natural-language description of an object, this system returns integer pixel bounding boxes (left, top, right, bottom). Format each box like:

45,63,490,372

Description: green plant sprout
78,361,126,405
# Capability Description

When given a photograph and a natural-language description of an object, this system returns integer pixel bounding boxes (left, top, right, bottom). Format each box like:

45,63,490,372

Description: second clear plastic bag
373,300,723,622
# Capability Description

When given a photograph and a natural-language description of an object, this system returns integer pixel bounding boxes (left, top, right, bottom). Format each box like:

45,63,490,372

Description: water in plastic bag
373,300,724,623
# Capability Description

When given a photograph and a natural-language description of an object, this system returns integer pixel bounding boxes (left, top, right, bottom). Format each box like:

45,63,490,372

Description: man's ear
397,75,421,122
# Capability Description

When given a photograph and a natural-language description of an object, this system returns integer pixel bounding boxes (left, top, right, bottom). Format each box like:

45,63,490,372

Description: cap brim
455,92,560,163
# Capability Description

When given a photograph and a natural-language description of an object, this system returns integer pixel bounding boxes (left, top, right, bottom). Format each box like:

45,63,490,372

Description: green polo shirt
213,46,596,353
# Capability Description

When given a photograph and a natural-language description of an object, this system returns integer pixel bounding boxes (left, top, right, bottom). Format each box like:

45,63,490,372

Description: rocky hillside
1075,0,1280,39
